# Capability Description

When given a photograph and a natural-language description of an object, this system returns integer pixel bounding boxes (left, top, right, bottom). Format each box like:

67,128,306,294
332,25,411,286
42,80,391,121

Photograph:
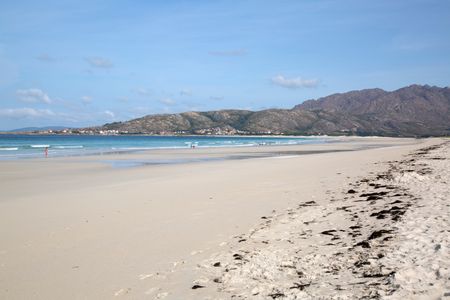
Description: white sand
0,137,447,299
191,139,450,299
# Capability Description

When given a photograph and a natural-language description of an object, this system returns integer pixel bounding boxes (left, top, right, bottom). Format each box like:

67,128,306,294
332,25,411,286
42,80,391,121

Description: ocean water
0,134,327,160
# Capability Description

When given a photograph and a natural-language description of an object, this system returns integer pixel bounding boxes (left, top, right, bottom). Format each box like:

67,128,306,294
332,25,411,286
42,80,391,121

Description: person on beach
44,147,48,158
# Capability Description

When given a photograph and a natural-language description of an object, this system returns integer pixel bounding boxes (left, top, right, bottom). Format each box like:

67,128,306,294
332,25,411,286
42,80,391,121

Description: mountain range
98,84,450,137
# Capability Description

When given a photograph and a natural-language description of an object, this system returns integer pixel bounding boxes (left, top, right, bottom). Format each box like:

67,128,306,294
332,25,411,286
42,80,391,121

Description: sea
0,134,328,160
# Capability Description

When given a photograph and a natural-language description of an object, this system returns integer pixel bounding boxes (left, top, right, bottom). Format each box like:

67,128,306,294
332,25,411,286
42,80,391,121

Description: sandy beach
0,137,448,299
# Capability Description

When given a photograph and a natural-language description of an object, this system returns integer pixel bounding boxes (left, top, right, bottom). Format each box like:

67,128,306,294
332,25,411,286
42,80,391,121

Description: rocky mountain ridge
97,85,450,137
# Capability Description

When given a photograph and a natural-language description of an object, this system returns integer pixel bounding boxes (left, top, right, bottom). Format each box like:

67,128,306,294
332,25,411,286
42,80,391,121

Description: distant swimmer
44,147,48,158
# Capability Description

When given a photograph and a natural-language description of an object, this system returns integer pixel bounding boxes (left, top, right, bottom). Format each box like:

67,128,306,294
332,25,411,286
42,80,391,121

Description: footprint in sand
114,288,131,296
172,260,184,267
138,273,154,280
155,292,169,299
145,288,169,299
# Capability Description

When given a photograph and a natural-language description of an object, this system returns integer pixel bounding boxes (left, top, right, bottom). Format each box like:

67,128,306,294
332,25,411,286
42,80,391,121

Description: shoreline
0,135,420,163
0,137,446,299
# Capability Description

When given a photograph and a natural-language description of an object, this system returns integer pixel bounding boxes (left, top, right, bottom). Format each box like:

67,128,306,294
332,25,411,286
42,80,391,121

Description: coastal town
4,127,287,136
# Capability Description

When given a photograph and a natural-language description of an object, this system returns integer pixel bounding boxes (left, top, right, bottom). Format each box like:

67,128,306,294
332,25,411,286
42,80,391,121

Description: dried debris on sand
195,141,450,299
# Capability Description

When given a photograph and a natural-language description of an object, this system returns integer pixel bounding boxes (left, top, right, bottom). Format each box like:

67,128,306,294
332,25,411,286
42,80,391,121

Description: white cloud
85,57,113,69
103,110,115,118
0,108,55,118
16,88,52,104
209,49,247,57
271,75,319,88
180,89,192,96
81,96,92,104
160,98,176,105
0,108,121,125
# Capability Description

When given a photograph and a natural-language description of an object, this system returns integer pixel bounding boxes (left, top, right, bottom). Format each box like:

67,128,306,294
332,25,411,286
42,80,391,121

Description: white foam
53,145,84,149
0,147,18,151
30,144,49,148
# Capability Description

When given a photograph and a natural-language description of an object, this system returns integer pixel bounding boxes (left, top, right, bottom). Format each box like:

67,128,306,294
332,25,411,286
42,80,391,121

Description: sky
0,0,449,130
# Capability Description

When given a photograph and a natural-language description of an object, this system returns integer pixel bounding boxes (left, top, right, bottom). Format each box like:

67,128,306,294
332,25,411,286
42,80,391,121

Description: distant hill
293,84,450,136
8,126,69,132
96,85,450,137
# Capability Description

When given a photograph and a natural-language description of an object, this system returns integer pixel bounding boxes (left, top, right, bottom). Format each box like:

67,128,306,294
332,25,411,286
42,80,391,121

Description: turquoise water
0,135,327,159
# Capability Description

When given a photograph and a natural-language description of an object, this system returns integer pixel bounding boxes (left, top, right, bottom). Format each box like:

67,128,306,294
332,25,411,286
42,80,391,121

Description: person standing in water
44,147,48,158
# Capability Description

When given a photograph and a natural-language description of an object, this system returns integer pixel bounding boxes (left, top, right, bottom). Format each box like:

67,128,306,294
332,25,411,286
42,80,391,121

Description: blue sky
0,0,449,130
